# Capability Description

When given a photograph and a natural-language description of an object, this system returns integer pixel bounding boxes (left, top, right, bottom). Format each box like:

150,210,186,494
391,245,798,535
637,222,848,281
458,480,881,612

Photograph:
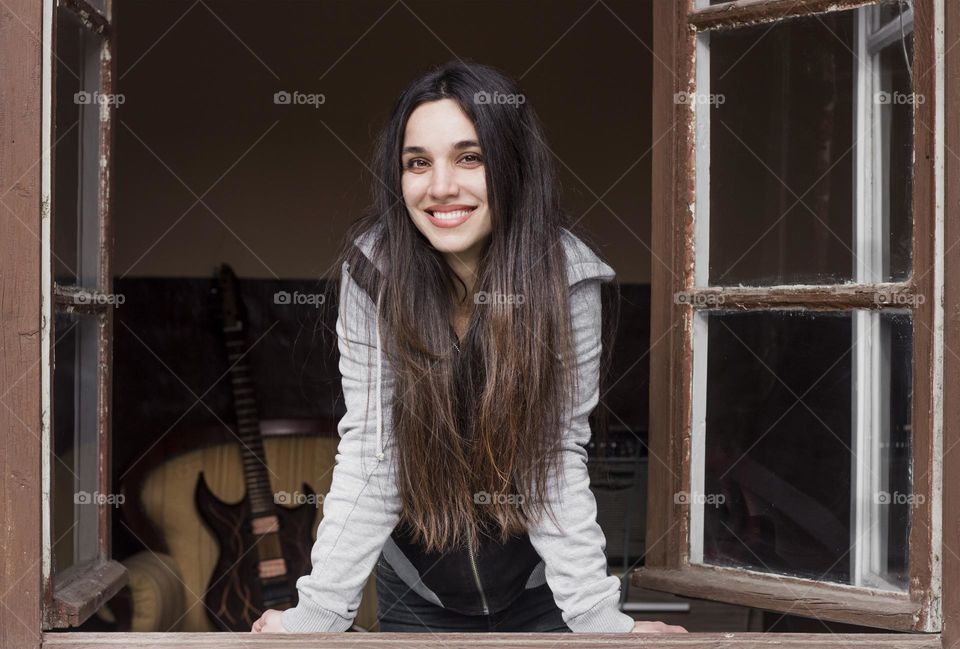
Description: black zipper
466,533,490,615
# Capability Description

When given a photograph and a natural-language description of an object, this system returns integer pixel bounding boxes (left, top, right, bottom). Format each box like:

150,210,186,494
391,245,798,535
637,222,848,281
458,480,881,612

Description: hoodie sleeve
281,267,401,632
525,277,636,633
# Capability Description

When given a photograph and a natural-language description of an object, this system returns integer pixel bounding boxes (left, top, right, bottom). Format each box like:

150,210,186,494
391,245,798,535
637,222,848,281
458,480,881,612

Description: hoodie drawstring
374,286,385,462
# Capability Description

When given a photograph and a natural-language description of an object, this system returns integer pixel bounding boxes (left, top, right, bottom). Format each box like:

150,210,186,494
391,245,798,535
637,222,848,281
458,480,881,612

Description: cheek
467,173,488,202
400,174,422,205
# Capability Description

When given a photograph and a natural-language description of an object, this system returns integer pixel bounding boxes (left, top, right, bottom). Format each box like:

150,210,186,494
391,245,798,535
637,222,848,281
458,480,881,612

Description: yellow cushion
127,550,186,631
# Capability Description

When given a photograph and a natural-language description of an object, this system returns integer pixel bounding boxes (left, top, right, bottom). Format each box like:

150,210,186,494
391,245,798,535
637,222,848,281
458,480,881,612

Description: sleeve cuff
280,600,354,633
565,592,636,633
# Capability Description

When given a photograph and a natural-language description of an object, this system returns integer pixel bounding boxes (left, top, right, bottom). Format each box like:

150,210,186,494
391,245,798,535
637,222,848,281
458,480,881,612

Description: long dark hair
325,60,619,553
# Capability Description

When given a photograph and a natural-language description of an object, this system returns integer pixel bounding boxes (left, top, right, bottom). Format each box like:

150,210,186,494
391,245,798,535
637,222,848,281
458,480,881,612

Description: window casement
41,0,124,629
638,0,944,635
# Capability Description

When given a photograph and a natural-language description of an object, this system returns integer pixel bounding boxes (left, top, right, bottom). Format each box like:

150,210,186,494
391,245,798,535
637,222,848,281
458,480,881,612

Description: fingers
630,620,690,634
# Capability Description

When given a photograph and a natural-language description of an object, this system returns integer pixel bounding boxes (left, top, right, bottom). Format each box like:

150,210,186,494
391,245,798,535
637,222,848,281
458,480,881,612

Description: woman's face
401,98,492,267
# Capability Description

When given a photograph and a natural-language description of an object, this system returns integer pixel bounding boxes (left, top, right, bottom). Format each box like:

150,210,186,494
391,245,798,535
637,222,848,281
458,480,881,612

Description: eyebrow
401,140,481,156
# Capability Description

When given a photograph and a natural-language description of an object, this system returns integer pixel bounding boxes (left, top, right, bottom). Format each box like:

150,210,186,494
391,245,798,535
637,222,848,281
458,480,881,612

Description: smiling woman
247,60,684,636
400,99,492,300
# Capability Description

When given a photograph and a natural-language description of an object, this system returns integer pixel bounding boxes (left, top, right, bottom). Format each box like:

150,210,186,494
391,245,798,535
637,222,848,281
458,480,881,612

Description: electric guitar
195,264,317,631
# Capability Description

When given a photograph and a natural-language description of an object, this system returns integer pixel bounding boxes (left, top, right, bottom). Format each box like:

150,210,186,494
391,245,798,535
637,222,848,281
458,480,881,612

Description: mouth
425,205,478,228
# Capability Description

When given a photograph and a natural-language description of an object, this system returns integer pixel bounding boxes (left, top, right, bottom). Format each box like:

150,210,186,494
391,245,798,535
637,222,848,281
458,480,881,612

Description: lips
425,206,477,228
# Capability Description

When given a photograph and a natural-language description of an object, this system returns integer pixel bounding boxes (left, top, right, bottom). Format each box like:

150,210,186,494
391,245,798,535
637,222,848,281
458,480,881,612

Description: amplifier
587,430,647,567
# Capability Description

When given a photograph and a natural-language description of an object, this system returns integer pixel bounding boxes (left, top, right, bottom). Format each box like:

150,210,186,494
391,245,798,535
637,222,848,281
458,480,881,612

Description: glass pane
870,311,912,589
877,35,914,281
696,310,912,590
707,12,856,286
54,8,103,288
878,0,909,26
52,311,102,572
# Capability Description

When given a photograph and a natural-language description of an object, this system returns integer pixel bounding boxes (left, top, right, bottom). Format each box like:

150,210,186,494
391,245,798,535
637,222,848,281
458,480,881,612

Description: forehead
403,99,479,150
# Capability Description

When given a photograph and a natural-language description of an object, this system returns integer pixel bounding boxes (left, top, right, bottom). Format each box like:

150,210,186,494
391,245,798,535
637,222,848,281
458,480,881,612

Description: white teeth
429,208,474,220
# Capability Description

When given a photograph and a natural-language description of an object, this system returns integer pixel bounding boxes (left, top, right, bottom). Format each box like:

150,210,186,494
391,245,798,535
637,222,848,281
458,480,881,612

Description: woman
252,60,686,635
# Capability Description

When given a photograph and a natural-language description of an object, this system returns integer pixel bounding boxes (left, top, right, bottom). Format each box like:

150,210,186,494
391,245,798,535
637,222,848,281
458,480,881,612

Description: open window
1,0,954,645
638,0,941,633
42,0,125,629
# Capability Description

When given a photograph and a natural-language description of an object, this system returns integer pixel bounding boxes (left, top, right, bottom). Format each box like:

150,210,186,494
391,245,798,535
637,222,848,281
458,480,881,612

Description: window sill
47,559,128,629
41,631,942,648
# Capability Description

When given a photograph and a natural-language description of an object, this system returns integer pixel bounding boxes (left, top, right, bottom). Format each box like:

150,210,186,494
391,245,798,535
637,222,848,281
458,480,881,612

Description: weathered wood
681,282,916,310
939,0,960,646
634,566,922,631
905,0,940,634
0,0,44,647
689,0,879,31
646,0,696,573
49,559,128,628
39,631,944,648
97,4,116,569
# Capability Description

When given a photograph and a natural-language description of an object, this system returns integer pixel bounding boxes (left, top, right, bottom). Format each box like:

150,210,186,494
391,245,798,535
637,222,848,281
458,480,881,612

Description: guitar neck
223,324,274,517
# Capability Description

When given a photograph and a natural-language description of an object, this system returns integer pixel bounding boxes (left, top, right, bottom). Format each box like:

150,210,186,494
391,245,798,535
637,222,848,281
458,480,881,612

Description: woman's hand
251,609,289,633
630,620,689,633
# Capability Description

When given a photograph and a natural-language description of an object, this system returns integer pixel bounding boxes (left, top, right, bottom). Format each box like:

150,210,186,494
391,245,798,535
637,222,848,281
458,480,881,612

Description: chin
427,236,477,255
416,219,489,254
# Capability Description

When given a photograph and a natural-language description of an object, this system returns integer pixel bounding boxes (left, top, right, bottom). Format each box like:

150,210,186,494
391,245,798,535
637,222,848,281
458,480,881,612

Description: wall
112,0,653,283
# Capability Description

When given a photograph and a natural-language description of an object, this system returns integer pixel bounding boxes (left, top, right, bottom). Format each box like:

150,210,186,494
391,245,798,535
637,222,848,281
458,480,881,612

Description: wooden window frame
638,0,950,637
0,0,957,646
41,0,126,630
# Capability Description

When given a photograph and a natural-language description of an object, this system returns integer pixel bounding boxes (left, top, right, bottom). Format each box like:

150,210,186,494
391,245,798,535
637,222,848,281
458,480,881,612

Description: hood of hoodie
350,225,616,463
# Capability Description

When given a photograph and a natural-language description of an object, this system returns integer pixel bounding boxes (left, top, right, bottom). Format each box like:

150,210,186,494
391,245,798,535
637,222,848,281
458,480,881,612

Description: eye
460,153,483,165
403,158,429,171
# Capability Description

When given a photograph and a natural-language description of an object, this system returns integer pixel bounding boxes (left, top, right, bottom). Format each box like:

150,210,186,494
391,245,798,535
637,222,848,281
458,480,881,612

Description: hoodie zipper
466,533,490,615
451,335,489,614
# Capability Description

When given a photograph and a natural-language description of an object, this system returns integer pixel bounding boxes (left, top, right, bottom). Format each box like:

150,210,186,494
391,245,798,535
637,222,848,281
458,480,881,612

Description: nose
428,164,459,199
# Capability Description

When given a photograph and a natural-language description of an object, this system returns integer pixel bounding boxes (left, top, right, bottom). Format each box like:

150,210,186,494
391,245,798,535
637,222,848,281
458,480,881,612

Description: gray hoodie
281,227,635,633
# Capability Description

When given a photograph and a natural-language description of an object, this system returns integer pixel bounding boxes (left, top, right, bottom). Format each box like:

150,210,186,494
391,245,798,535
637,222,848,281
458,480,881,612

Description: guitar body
195,472,317,631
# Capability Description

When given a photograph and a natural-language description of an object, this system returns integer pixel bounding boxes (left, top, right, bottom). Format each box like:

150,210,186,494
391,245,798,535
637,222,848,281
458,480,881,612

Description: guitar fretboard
223,323,274,517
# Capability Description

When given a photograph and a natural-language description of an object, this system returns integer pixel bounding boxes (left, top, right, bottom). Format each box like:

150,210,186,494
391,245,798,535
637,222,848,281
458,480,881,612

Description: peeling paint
690,0,878,31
